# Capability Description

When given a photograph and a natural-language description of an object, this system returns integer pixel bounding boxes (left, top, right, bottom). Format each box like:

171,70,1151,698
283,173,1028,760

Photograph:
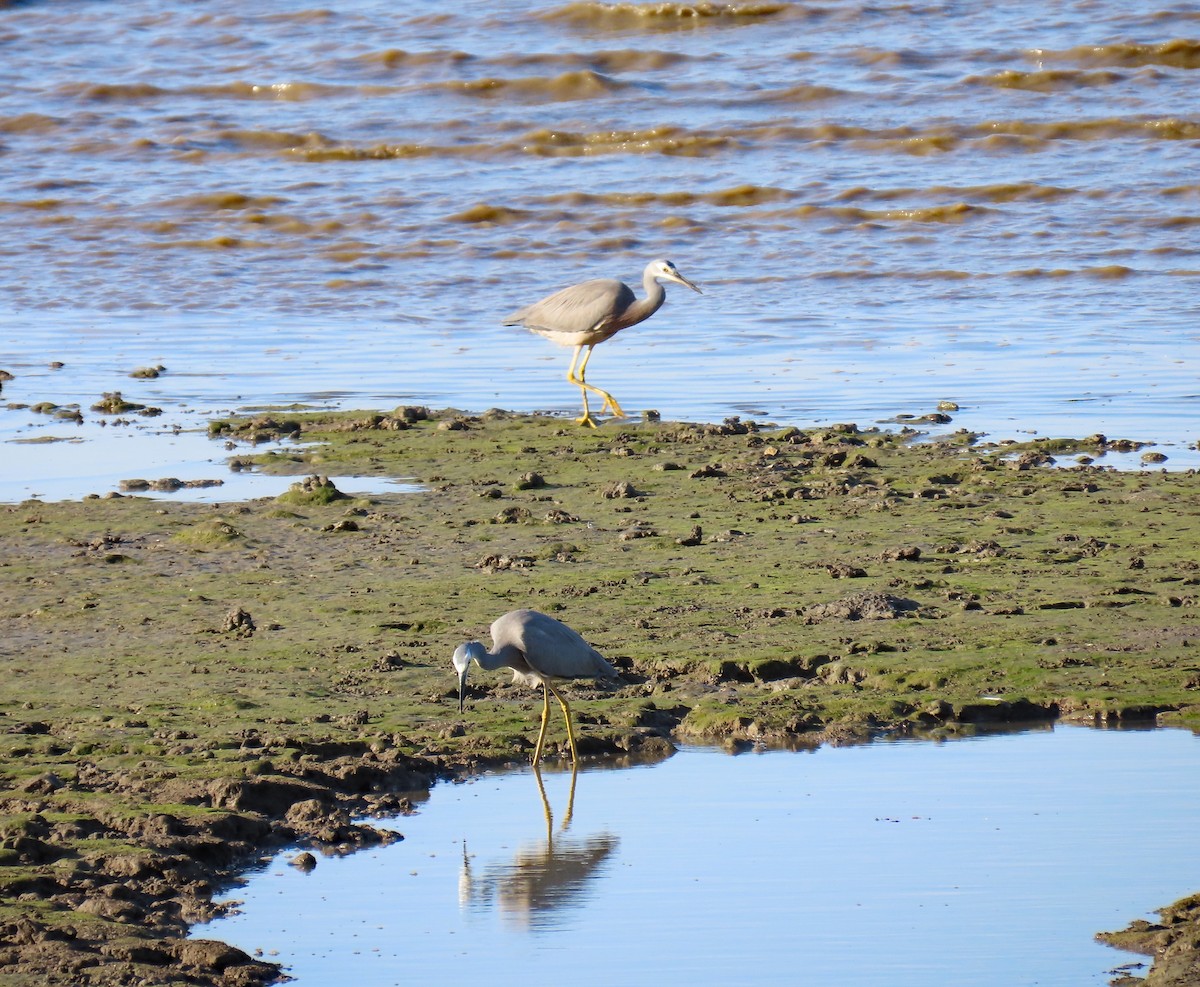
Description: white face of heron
452,641,488,680
451,643,475,677
454,642,486,712
651,259,702,293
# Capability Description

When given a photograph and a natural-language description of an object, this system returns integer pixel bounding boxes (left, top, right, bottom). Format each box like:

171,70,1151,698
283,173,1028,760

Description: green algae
170,518,245,549
9,407,1195,758
2,408,1200,983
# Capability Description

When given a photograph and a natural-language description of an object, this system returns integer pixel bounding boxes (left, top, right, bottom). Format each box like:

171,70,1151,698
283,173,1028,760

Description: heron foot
574,410,601,428
599,395,625,418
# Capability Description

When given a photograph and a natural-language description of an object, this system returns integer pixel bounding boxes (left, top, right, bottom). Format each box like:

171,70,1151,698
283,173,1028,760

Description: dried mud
3,409,1200,985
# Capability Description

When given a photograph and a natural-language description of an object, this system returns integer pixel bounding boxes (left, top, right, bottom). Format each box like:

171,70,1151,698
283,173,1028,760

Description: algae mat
2,409,1199,985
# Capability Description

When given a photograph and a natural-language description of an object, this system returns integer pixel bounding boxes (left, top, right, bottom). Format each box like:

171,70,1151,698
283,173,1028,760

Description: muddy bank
3,409,1199,985
1099,894,1200,986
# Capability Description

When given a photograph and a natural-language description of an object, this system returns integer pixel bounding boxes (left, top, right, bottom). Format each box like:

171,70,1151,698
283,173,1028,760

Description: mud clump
209,415,303,442
92,391,144,414
90,390,161,416
129,364,166,379
276,474,347,506
221,607,255,635
515,471,546,490
172,519,243,548
803,592,921,623
602,479,640,499
120,477,225,493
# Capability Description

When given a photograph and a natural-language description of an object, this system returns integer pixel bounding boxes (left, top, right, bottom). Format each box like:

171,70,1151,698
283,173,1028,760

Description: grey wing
493,609,618,680
504,279,634,334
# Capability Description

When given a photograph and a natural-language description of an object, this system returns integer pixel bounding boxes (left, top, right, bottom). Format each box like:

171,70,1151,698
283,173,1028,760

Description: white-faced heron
504,259,702,427
452,609,619,766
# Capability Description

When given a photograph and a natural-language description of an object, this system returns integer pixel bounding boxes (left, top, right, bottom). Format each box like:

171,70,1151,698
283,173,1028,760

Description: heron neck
478,643,523,671
626,274,666,325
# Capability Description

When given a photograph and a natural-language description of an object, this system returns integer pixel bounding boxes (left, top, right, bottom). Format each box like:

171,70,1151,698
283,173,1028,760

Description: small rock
290,852,317,871
129,365,165,379
515,471,546,490
603,480,639,499
91,391,146,414
18,772,65,795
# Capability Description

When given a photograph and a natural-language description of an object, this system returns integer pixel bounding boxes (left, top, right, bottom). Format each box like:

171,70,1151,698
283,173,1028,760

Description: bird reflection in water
458,765,619,931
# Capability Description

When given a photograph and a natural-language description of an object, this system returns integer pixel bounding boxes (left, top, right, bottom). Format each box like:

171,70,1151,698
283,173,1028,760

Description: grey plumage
505,259,702,427
452,609,619,765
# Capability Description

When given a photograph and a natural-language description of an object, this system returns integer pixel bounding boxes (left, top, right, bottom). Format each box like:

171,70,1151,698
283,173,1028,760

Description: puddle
4,446,416,504
2,419,417,503
200,726,1200,986
109,473,419,504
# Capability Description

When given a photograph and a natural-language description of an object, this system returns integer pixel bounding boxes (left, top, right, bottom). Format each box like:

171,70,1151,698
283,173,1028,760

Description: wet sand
2,408,1199,985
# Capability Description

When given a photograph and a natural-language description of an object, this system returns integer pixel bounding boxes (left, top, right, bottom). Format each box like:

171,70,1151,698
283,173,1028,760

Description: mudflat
2,409,1198,985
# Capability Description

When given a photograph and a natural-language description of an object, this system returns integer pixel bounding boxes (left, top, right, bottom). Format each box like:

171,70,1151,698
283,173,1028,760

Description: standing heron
505,259,702,428
452,609,619,766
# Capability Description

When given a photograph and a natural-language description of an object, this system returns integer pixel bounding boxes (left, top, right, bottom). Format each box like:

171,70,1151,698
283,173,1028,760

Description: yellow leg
545,680,580,764
532,761,576,837
531,684,552,767
575,382,597,429
532,764,553,841
575,346,625,417
566,345,625,425
562,760,578,830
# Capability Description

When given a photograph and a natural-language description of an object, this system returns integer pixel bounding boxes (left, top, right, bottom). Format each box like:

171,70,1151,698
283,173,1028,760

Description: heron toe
598,393,625,418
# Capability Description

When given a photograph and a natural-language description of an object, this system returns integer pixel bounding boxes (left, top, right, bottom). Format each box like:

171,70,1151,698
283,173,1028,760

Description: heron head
452,641,487,712
651,259,703,295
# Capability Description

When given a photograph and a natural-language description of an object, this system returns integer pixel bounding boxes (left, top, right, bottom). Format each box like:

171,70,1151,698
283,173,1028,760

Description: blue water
2,0,1199,499
202,727,1200,986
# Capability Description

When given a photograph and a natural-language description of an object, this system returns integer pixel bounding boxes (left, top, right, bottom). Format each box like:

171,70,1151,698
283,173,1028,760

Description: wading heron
504,259,702,427
452,609,619,766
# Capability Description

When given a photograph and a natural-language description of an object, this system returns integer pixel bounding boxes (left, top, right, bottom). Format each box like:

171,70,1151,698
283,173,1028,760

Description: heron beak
457,664,469,712
673,272,703,294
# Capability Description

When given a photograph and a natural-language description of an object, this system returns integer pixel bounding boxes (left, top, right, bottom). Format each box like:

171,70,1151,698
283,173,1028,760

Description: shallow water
202,727,1200,986
3,0,1199,497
